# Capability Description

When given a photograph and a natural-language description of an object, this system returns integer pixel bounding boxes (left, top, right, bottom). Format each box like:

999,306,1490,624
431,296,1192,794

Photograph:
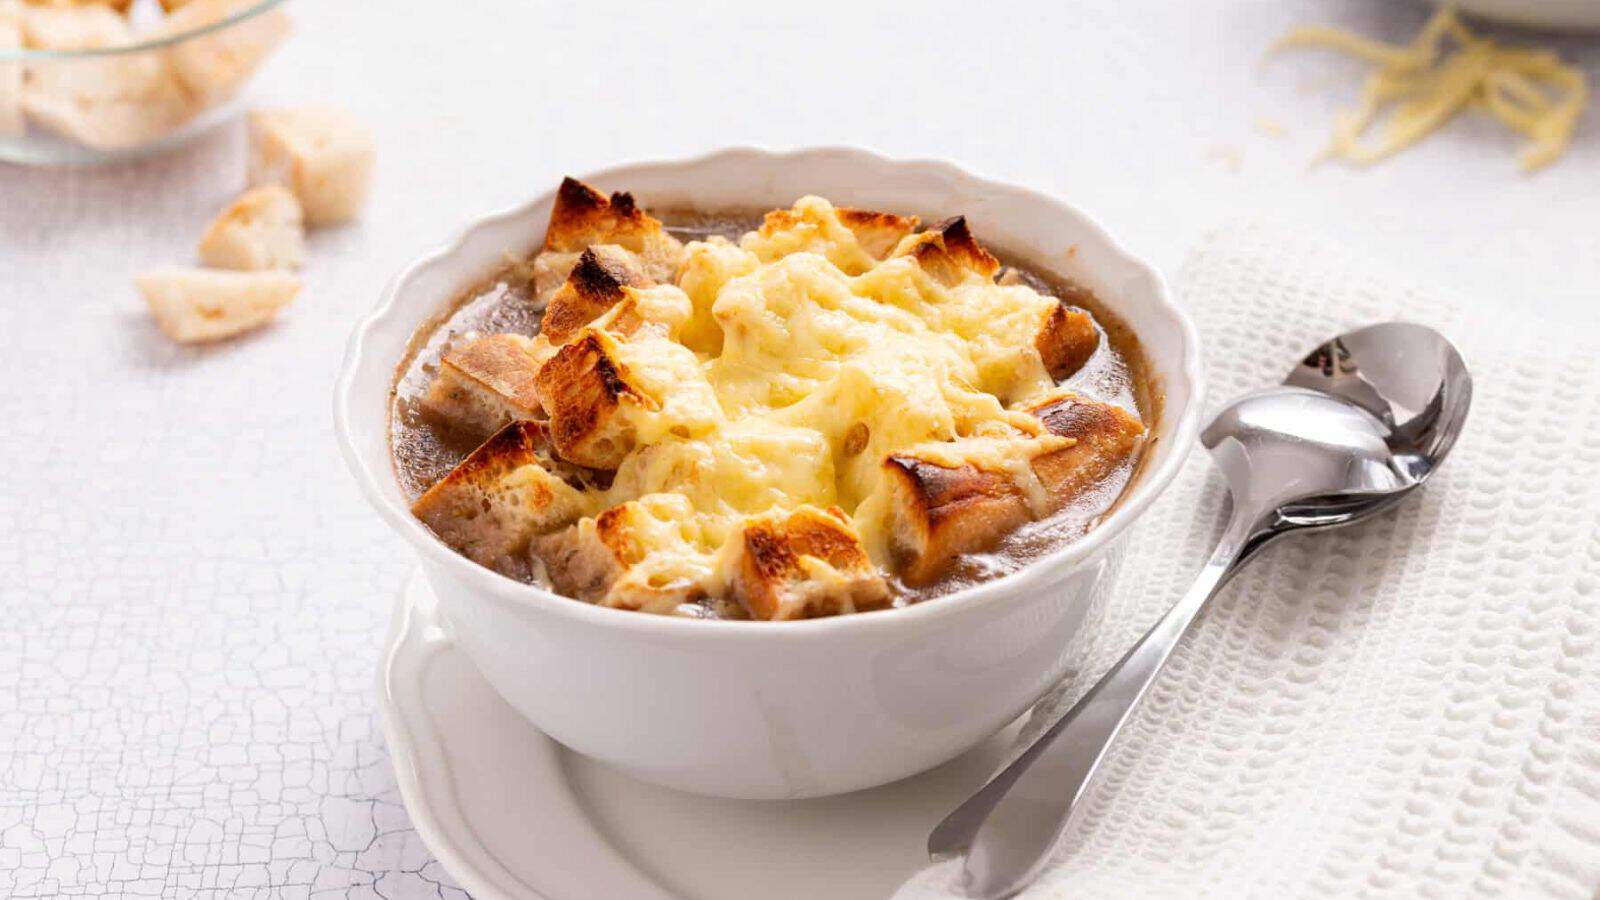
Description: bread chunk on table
248,106,375,226
135,267,299,343
198,185,305,271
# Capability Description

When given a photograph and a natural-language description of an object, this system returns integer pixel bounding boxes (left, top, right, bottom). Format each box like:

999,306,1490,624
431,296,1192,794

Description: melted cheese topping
564,196,1068,592
1272,6,1588,172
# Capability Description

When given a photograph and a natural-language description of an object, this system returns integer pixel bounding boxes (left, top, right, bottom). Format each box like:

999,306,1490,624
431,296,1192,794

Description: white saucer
379,571,1028,900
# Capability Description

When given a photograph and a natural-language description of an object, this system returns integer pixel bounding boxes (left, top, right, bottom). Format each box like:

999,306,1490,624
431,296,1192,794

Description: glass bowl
0,0,289,165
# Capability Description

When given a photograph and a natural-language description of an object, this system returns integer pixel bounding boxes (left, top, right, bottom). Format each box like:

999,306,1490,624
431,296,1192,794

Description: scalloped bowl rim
334,146,1205,640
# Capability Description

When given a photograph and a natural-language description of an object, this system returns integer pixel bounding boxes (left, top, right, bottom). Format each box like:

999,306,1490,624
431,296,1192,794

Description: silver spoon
926,321,1472,899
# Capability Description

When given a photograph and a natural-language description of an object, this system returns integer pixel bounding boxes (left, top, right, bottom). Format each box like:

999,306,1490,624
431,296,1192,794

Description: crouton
881,454,1033,586
534,323,715,469
16,2,203,150
420,333,546,439
135,267,299,343
24,0,133,11
1024,392,1146,505
838,207,922,260
720,505,890,620
530,177,683,302
21,2,129,49
411,420,590,572
0,4,20,137
22,80,196,150
159,0,291,107
540,245,651,345
882,395,1144,584
248,106,374,226
893,216,1000,286
534,496,709,613
197,185,305,271
1034,299,1100,380
533,330,647,468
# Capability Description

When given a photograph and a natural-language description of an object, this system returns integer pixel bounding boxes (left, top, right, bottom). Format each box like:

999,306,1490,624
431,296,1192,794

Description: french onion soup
390,178,1154,620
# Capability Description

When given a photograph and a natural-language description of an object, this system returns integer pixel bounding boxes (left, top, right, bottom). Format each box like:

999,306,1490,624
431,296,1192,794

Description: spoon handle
927,508,1278,899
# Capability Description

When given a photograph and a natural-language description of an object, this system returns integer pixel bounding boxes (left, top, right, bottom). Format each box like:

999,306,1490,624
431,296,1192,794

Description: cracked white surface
1,0,1596,897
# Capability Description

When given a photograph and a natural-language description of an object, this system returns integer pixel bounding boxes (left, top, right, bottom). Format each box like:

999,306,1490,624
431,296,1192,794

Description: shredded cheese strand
1273,6,1589,172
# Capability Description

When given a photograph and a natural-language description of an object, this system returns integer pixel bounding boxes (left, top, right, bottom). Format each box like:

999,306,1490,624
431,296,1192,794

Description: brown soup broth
389,209,1156,610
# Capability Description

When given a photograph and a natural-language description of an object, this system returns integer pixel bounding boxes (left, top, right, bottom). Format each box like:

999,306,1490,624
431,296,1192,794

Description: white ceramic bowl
336,148,1204,800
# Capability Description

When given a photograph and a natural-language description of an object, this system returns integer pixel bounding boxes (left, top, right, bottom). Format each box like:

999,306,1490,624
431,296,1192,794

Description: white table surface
1,1,1595,897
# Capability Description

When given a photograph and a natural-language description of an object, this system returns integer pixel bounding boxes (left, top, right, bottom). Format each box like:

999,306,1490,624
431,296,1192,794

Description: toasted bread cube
893,216,1000,286
540,245,652,345
740,196,920,275
882,454,1032,586
534,496,709,613
533,330,647,468
1035,299,1100,380
159,0,291,107
1024,392,1146,504
721,505,890,620
882,395,1143,584
530,177,683,302
0,4,20,137
19,3,202,150
24,0,133,10
536,322,716,469
838,207,922,260
20,2,128,49
412,420,588,571
248,106,375,226
135,267,298,343
420,333,546,439
22,80,196,150
197,185,305,271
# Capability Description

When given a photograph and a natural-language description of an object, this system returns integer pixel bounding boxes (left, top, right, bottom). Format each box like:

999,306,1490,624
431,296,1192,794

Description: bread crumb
136,267,300,343
198,185,306,271
248,105,375,226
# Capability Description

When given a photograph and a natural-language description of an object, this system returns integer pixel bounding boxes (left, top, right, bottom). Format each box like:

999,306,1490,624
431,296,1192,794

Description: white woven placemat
899,221,1600,899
